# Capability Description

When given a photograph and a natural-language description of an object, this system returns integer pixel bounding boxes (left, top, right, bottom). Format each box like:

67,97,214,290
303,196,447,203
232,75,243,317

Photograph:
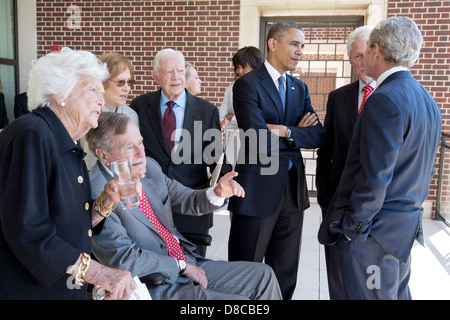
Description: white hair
153,48,185,75
27,47,109,110
347,25,374,57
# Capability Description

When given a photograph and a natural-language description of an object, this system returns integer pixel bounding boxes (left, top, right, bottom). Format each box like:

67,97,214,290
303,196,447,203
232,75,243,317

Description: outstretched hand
213,172,245,199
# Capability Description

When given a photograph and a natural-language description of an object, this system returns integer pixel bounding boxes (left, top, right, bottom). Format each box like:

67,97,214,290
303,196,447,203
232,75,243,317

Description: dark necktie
278,76,286,111
163,101,176,153
358,85,373,115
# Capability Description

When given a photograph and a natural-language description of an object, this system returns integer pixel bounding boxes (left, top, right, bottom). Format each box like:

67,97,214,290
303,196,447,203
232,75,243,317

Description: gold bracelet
100,191,117,212
94,199,110,218
75,252,91,286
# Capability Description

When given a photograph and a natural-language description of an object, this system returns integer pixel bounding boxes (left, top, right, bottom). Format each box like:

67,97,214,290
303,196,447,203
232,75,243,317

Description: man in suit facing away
86,112,282,300
316,25,375,300
318,17,442,299
228,22,325,300
131,49,230,257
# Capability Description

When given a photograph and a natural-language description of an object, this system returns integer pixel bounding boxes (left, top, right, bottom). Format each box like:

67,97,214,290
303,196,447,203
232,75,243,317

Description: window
0,0,18,122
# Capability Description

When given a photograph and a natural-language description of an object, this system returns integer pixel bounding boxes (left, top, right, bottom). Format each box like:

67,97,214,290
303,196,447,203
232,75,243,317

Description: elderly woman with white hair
0,48,139,300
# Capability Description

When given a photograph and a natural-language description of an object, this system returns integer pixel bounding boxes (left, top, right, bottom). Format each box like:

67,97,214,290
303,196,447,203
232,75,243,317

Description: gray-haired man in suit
86,112,282,300
316,25,375,300
318,17,441,299
131,49,231,257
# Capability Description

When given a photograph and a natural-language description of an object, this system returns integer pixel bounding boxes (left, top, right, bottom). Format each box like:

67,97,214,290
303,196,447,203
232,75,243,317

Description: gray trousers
148,260,282,300
336,235,412,300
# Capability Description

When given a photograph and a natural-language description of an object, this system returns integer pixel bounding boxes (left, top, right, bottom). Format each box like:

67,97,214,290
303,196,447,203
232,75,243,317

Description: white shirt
219,84,238,128
264,60,286,92
374,66,408,91
160,90,187,150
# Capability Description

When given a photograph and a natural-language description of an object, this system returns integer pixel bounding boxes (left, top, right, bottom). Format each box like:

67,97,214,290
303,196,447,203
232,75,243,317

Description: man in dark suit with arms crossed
318,17,442,299
228,22,325,300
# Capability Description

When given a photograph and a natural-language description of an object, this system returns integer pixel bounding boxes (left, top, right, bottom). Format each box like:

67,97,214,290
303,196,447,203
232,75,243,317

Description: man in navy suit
316,25,375,300
228,22,325,300
318,17,442,299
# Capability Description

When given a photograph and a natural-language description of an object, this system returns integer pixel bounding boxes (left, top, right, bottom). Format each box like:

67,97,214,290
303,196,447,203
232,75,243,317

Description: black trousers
228,167,304,300
321,209,347,300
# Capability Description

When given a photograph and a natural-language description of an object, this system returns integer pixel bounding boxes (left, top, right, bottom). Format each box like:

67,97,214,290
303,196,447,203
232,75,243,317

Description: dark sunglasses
108,79,136,87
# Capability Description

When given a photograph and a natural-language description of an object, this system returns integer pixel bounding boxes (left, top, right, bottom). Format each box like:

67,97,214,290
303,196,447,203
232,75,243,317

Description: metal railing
433,132,450,227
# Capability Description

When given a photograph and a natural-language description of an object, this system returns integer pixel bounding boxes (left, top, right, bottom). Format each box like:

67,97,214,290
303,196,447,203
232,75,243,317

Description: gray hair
266,22,303,51
27,47,109,110
347,25,374,57
368,16,423,68
153,48,185,75
86,111,131,155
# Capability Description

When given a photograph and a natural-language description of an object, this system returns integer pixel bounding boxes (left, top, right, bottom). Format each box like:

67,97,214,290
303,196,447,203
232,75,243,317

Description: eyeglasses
108,79,136,87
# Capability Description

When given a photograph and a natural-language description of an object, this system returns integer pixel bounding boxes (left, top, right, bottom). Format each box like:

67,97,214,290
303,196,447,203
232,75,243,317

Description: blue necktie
278,76,286,111
278,76,292,170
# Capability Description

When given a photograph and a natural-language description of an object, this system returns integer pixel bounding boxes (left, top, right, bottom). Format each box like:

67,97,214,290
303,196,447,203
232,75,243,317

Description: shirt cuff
206,187,225,207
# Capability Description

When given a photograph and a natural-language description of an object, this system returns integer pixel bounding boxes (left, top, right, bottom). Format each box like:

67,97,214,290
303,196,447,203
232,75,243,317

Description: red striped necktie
358,85,374,115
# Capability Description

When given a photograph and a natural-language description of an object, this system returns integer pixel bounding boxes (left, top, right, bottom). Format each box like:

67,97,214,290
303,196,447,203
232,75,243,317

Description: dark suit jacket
130,89,230,232
14,92,29,119
318,71,442,262
0,107,92,299
228,64,325,217
0,92,8,129
316,80,359,212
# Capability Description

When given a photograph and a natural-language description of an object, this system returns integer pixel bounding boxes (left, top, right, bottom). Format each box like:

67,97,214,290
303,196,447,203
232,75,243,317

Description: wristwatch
177,259,187,274
285,127,292,139
93,200,110,218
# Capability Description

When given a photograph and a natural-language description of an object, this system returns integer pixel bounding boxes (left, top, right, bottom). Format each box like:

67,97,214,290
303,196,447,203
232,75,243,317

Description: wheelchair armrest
181,233,212,246
139,273,170,286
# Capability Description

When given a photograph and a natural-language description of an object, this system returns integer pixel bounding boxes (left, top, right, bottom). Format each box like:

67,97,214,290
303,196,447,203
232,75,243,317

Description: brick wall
388,1,450,213
35,0,449,212
36,0,240,107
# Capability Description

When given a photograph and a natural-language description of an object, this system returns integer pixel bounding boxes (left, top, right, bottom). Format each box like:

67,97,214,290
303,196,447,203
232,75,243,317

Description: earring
61,102,66,107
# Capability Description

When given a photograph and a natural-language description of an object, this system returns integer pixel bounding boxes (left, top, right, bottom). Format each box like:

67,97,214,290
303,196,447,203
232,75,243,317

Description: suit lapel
258,66,284,122
142,178,167,223
182,91,200,134
345,81,359,129
97,162,157,231
146,90,171,156
284,76,297,124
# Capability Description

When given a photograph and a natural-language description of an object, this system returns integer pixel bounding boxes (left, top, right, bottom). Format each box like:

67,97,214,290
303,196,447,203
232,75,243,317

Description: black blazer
0,107,92,299
0,92,8,129
228,64,325,217
14,92,29,119
319,71,442,262
316,80,359,212
130,89,230,231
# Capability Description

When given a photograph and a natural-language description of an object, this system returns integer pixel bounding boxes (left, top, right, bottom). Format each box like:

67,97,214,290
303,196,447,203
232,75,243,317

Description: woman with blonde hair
185,62,203,96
